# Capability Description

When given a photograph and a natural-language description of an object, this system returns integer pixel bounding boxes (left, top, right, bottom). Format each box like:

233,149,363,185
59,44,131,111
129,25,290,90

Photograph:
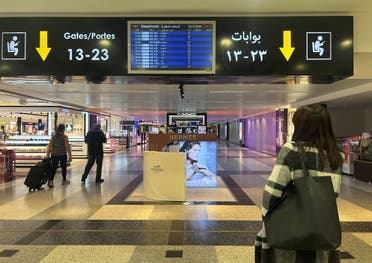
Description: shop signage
0,17,353,77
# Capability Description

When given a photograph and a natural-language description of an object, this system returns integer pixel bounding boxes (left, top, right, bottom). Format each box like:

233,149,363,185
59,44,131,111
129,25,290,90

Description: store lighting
1,76,51,84
179,84,185,99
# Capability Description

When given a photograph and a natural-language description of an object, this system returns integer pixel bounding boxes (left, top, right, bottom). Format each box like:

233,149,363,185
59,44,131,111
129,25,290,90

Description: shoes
48,181,54,188
62,179,70,185
95,179,104,183
81,179,86,184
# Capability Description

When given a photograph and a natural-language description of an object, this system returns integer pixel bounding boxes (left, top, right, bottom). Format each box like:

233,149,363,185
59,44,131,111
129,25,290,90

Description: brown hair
292,104,343,171
55,124,65,136
179,141,200,152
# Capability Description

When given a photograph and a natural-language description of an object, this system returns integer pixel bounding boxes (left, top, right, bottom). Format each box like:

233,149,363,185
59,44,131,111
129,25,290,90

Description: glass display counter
5,135,87,169
354,137,372,183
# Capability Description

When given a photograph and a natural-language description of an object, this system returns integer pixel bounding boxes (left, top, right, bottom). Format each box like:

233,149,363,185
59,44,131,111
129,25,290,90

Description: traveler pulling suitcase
24,158,51,191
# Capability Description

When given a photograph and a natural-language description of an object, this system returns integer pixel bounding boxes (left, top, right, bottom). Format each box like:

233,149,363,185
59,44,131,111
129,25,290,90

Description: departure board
128,21,215,74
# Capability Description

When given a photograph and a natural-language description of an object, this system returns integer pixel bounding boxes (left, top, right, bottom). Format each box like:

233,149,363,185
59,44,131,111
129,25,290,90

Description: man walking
81,123,107,183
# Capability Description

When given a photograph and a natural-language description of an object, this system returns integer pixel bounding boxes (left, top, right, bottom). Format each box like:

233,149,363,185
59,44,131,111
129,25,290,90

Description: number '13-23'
67,48,109,61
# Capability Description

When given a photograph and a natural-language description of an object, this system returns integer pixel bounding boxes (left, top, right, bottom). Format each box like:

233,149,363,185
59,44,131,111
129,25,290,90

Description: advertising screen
149,126,159,134
179,141,217,188
198,126,207,134
128,21,216,74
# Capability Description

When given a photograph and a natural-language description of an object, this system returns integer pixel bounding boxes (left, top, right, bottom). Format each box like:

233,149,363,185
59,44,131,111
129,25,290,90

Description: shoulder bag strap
297,143,310,177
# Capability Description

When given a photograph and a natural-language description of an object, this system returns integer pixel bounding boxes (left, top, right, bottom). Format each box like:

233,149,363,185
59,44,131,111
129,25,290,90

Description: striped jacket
255,142,342,263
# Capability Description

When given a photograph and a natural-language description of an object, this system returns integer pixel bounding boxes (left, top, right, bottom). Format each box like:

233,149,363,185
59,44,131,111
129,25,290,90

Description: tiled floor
0,142,371,262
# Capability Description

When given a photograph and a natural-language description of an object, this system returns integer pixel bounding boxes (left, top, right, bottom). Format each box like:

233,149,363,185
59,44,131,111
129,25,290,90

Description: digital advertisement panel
179,140,217,188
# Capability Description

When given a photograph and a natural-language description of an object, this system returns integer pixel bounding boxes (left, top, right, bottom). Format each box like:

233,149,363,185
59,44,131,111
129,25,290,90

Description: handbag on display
264,143,341,250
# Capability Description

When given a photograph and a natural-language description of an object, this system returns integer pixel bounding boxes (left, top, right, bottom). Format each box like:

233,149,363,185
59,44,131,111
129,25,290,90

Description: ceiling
0,1,372,123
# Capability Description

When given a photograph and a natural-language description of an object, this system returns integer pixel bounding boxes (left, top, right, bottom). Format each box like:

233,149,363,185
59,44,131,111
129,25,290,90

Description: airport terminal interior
0,1,371,262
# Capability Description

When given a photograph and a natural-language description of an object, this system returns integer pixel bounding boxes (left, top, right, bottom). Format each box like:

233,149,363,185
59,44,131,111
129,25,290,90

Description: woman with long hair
179,141,215,181
255,104,343,263
46,124,72,187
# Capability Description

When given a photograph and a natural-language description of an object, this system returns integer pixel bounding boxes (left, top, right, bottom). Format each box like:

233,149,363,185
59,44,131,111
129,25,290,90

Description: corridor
0,142,371,262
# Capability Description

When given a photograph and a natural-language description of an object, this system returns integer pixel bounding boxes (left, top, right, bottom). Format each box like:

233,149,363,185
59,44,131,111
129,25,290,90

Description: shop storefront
2,107,88,169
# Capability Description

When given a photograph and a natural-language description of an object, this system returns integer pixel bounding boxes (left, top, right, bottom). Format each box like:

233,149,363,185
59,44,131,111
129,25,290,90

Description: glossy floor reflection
0,141,370,262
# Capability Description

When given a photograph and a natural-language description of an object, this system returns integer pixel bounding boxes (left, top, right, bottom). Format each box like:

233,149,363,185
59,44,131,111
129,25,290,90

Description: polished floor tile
89,205,154,220
206,205,261,221
215,246,254,263
341,233,372,263
337,199,372,222
352,233,372,246
0,245,55,263
128,246,216,263
39,245,135,263
0,143,369,262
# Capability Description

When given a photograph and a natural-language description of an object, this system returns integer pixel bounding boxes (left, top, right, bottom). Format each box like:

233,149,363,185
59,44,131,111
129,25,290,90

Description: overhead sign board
215,17,353,76
0,18,125,75
0,17,353,77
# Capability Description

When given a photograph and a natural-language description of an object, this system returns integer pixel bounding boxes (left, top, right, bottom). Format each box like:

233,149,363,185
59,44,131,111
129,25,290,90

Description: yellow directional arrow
279,30,295,61
35,31,51,61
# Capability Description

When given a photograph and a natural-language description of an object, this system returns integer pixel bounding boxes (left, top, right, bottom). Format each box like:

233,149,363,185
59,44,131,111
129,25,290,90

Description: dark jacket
85,128,107,155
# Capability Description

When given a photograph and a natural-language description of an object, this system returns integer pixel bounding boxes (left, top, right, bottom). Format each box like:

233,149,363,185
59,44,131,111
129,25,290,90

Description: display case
354,135,372,183
69,137,88,158
110,130,126,149
342,136,361,175
0,149,15,182
104,138,116,153
110,130,137,149
5,135,87,169
354,160,372,183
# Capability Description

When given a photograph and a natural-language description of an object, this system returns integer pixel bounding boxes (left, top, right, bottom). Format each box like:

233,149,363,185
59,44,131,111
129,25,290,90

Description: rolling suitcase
24,158,51,191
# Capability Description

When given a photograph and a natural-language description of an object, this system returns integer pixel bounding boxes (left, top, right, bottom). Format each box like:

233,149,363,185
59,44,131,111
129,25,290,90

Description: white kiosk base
143,151,186,202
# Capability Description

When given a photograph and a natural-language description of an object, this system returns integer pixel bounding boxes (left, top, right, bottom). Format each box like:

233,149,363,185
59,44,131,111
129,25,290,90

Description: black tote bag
264,144,341,250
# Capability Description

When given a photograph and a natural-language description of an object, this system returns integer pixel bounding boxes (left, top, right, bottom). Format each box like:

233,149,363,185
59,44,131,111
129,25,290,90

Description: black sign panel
215,17,353,76
0,18,125,76
0,17,353,77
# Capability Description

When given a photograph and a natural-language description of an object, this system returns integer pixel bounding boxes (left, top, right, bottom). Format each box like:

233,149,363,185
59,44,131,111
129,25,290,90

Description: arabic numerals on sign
227,30,268,63
226,49,267,63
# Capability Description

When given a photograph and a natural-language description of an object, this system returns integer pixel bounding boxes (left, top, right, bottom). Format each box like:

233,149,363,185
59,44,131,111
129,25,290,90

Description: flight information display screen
128,21,215,74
